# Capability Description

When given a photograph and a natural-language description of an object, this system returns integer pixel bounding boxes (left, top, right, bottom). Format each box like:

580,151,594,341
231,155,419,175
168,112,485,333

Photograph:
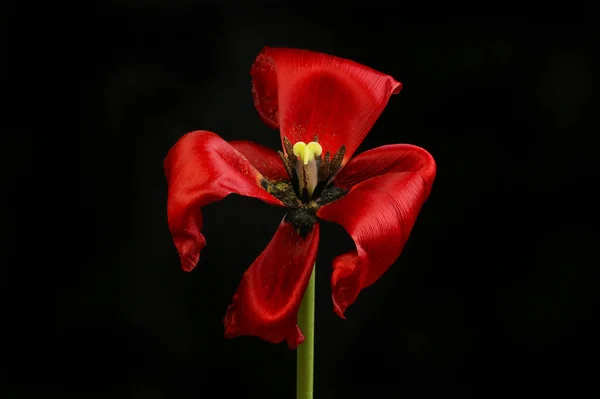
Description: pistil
293,141,322,200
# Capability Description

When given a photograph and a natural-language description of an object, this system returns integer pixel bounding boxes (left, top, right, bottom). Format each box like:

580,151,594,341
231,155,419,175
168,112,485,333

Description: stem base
296,264,315,399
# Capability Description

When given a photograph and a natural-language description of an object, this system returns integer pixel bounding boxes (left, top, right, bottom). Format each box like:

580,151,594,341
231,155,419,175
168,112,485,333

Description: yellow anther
292,141,306,156
293,141,323,165
307,141,322,157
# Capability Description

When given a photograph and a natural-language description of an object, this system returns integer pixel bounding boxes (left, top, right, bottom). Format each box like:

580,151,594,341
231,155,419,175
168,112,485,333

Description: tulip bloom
165,47,436,348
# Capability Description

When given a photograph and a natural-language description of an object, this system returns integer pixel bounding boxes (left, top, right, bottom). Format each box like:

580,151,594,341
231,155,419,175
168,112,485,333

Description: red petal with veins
317,166,435,318
334,144,436,192
224,220,319,348
164,131,282,272
251,46,401,164
230,140,289,181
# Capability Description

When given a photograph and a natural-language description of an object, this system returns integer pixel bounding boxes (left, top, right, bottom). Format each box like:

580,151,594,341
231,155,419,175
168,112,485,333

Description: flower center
273,136,346,205
260,135,348,235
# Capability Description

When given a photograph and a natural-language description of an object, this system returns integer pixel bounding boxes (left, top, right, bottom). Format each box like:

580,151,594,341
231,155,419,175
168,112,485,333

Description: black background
4,4,599,398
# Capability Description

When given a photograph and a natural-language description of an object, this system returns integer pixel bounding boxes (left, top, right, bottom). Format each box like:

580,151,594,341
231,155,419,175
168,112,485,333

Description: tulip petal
224,220,320,348
164,131,282,272
317,170,435,318
251,46,401,164
230,140,289,181
333,144,436,191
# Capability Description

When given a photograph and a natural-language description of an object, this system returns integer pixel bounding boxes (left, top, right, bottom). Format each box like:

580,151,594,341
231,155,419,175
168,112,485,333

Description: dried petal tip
286,326,305,349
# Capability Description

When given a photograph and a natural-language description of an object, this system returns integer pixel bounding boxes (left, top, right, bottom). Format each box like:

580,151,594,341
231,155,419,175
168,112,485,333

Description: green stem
296,264,315,399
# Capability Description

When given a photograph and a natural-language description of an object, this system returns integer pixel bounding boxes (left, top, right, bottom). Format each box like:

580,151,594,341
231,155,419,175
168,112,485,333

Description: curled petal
251,46,401,164
230,140,289,181
334,144,436,190
317,172,435,318
224,220,320,348
164,131,282,272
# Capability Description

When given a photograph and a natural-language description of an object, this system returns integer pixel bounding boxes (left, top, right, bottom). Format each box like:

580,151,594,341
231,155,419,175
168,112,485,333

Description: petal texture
317,169,435,318
333,144,436,191
230,140,289,181
251,46,401,164
224,220,320,348
164,131,281,272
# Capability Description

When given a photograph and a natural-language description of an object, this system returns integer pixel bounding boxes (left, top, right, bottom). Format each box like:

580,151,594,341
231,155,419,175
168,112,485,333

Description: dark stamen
329,145,345,177
315,185,348,206
318,151,330,181
260,179,301,208
283,137,295,158
278,150,293,178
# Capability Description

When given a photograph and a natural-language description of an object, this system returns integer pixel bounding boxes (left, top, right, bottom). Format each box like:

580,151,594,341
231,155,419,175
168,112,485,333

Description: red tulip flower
165,47,436,349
